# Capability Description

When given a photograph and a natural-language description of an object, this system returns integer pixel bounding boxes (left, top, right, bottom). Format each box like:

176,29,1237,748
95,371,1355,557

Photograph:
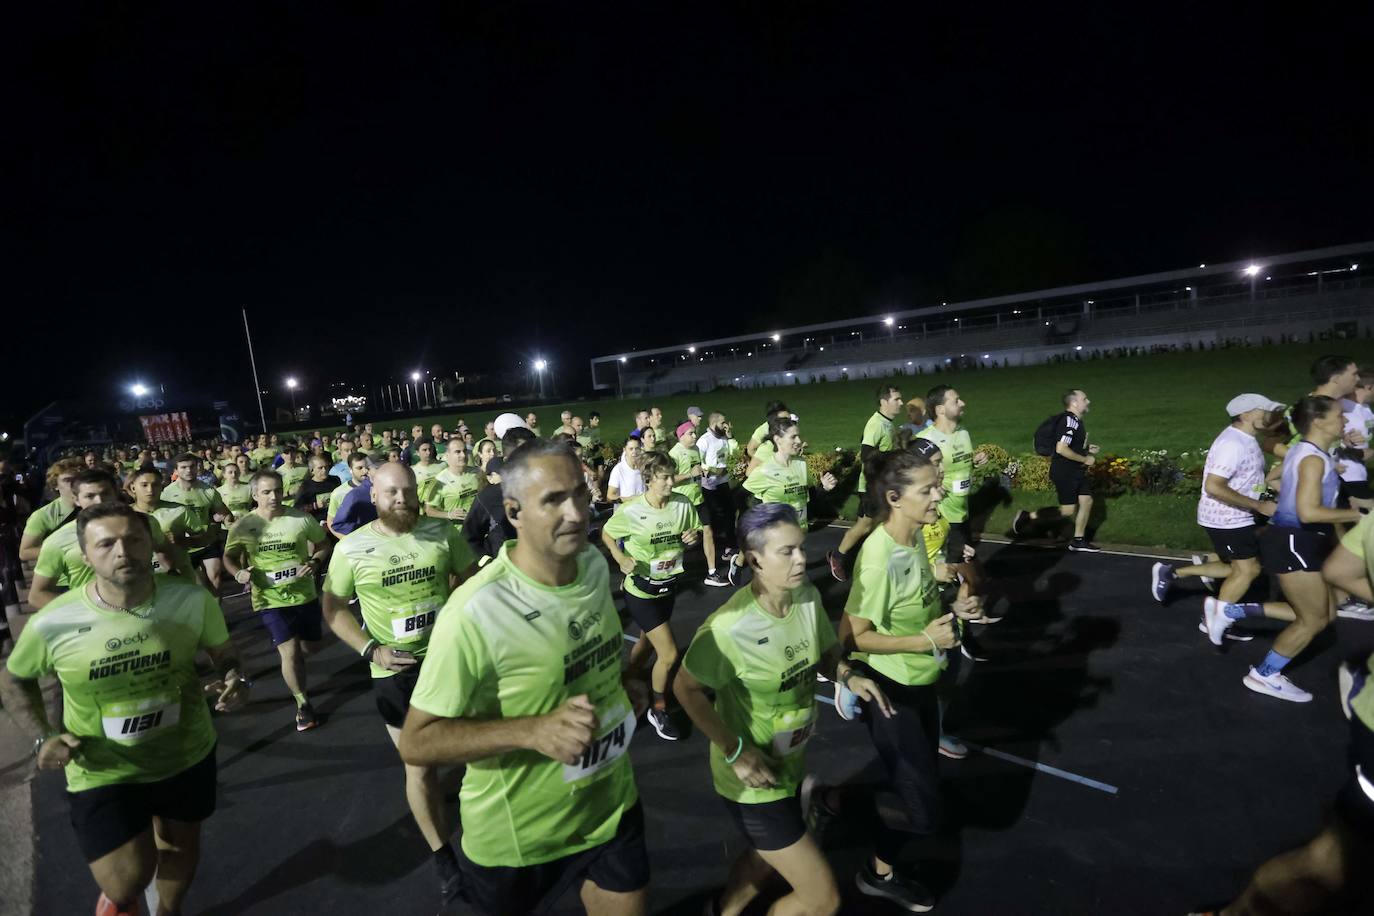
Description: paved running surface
28,529,1374,915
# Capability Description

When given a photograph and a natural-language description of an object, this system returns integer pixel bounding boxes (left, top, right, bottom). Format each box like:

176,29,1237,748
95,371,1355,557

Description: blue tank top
1272,440,1338,529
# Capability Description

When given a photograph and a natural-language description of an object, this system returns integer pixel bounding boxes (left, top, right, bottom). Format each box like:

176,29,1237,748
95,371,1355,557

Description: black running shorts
1204,525,1261,562
1259,524,1333,575
721,790,808,851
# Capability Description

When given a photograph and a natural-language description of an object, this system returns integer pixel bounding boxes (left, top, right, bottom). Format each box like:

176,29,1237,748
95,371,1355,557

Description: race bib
101,694,180,744
651,551,684,579
151,556,166,575
770,706,817,757
950,477,972,494
563,706,636,783
389,607,438,641
269,566,301,584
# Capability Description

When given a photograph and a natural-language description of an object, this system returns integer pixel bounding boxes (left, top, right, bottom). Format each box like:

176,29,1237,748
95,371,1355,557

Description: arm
839,610,959,655
1204,473,1276,517
1323,544,1373,604
1295,456,1362,526
672,664,779,789
321,589,373,654
28,573,63,611
0,668,53,742
18,532,43,563
221,543,251,583
600,527,637,575
398,696,598,768
1055,440,1093,464
818,644,894,717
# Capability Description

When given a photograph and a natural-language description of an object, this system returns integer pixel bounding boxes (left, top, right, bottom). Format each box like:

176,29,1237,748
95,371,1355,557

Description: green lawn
289,340,1365,549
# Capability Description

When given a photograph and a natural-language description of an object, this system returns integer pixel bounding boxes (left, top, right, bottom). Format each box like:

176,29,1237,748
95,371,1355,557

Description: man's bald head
370,460,414,490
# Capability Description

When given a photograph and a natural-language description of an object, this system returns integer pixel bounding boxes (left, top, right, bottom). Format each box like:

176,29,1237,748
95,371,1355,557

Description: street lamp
1243,264,1262,301
130,383,149,398
286,377,298,415
534,358,548,398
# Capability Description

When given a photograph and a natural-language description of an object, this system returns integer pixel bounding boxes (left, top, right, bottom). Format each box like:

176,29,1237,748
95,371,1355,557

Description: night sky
11,4,1373,428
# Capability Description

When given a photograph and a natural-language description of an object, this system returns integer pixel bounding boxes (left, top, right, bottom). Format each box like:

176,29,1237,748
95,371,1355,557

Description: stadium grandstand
592,241,1374,398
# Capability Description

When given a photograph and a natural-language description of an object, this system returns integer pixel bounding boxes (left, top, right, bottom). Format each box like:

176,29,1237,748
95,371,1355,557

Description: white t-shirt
1197,425,1267,530
607,457,646,501
1340,399,1372,483
697,430,731,490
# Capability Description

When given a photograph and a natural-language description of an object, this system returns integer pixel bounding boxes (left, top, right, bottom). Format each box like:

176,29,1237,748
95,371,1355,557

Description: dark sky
10,4,1374,427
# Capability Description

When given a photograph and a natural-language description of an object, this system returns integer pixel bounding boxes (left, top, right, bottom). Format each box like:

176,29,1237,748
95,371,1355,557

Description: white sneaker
1202,597,1234,646
1338,662,1358,720
1197,621,1252,642
1191,553,1218,592
1336,599,1374,621
938,734,968,759
1243,667,1313,703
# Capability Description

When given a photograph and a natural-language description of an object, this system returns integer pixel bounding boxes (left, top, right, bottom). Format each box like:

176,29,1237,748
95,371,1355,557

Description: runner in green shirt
125,467,198,580
31,470,181,608
411,438,444,503
18,457,82,562
677,503,889,916
167,452,238,591
321,461,476,909
829,385,904,583
424,439,482,525
602,451,702,742
215,461,255,525
836,448,979,911
745,400,794,470
223,469,331,732
669,422,727,587
736,417,837,588
916,385,988,564
0,502,246,916
326,452,371,534
398,441,650,915
249,434,278,470
277,447,308,507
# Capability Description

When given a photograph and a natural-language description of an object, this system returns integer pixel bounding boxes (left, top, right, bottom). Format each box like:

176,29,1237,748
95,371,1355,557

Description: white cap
1225,393,1284,417
492,413,530,439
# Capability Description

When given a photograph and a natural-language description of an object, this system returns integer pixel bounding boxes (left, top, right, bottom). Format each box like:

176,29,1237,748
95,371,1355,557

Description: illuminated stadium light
533,360,547,372
770,333,781,342
1075,345,1083,351
286,377,298,390
883,317,894,326
130,383,149,397
688,346,696,353
1242,264,1261,276
619,356,627,363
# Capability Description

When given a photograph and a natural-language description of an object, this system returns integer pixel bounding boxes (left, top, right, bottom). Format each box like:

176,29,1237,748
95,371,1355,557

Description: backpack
1033,414,1061,457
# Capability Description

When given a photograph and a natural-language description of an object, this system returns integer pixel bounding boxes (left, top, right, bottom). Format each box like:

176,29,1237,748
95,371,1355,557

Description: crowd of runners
0,355,1372,915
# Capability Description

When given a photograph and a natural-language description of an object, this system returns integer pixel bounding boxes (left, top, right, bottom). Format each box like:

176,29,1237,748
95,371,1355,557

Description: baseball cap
485,456,504,476
676,421,695,439
492,413,529,439
1225,393,1284,417
687,406,703,418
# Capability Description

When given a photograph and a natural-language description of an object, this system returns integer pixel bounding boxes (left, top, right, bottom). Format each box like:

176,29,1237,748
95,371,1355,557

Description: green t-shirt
1341,514,1371,563
682,582,836,804
23,497,74,542
844,523,945,686
668,443,703,505
413,462,444,503
141,503,197,578
160,481,230,552
857,411,895,492
410,542,638,868
917,425,974,523
326,481,358,527
249,447,279,468
601,493,700,600
323,517,473,677
425,467,481,518
5,578,228,792
225,509,326,612
278,465,308,507
216,482,254,518
743,457,813,526
35,516,173,588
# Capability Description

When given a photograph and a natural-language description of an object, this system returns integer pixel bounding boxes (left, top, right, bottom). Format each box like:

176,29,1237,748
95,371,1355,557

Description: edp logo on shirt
567,610,603,641
783,638,811,661
105,632,150,652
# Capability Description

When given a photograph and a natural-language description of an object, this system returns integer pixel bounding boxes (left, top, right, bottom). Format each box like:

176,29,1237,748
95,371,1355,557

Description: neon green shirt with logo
225,509,326,612
4,578,228,792
669,443,704,505
139,504,197,578
278,464,308,507
844,524,945,686
36,516,173,588
23,497,74,542
857,411,895,492
326,481,359,527
159,481,227,539
412,462,444,503
917,425,974,523
410,542,638,868
601,493,700,600
425,467,481,518
683,581,836,804
323,517,473,678
216,482,254,526
249,447,279,468
743,457,814,526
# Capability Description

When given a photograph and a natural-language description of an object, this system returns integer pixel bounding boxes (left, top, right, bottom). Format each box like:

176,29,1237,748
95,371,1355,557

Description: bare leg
1224,816,1372,916
642,622,680,697
385,725,449,850
579,880,648,916
1073,495,1093,539
701,525,718,573
151,817,202,915
718,847,774,916
1271,572,1333,660
276,638,308,702
88,829,158,910
837,515,875,556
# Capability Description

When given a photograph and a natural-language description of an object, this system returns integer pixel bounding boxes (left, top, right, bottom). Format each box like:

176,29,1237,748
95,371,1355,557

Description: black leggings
701,485,737,552
861,667,942,861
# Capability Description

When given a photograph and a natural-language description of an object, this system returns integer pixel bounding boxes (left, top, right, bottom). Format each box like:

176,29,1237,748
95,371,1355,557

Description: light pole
286,377,298,416
534,359,548,399
410,371,422,410
1243,264,1261,302
617,356,626,400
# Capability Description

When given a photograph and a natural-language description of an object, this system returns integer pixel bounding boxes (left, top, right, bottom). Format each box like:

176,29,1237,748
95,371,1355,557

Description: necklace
92,584,150,617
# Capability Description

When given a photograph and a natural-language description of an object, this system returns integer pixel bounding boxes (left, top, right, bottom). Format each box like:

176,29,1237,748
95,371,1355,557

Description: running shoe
801,774,840,838
960,643,988,662
647,708,680,740
295,703,320,732
1202,597,1235,646
722,547,738,562
1067,537,1101,553
1191,553,1218,592
1338,661,1365,721
1336,598,1374,621
703,569,730,588
1196,621,1252,642
1243,668,1314,703
1150,562,1175,603
826,550,848,582
727,559,750,587
855,864,935,912
815,670,830,683
834,682,861,720
938,734,968,759
1011,510,1030,537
